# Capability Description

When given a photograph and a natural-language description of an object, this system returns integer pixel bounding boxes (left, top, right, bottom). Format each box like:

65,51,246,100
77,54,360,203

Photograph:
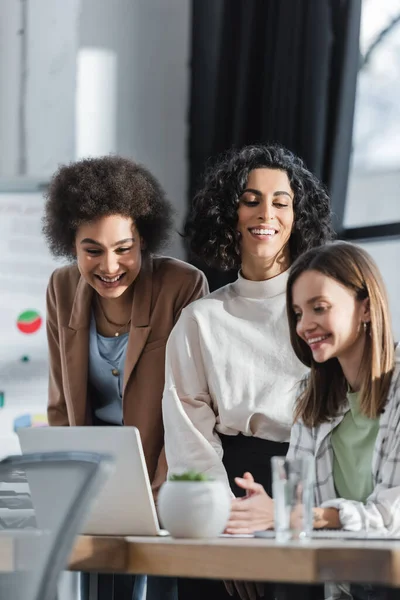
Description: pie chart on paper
16,310,42,334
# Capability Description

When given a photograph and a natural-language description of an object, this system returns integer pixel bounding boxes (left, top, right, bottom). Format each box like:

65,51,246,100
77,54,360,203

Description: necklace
96,297,131,337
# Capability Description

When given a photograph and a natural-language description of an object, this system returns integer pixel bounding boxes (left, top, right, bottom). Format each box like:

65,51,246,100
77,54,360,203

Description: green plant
168,470,213,482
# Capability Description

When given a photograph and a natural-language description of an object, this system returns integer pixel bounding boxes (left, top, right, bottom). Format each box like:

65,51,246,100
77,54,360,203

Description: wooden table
69,535,400,587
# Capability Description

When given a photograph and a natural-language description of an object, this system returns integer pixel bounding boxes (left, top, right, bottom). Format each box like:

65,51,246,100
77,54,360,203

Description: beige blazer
46,255,208,495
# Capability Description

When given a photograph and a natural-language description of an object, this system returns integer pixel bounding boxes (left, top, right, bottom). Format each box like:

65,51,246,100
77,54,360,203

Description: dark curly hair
43,155,173,259
185,143,335,270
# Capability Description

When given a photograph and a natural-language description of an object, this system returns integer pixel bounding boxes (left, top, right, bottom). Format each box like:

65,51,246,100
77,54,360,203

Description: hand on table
224,580,264,600
313,506,341,529
224,472,274,535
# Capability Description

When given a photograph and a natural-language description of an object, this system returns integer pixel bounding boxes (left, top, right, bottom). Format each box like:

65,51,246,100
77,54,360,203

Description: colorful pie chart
16,310,42,334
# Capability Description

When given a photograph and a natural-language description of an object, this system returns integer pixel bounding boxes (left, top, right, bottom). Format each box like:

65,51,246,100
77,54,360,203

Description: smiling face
75,215,143,300
292,270,370,366
236,168,294,272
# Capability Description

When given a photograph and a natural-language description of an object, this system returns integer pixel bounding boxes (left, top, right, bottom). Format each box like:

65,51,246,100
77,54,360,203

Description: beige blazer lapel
63,275,93,425
123,256,153,392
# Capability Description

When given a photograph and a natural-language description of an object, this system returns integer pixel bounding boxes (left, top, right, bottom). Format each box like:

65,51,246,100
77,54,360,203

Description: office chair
0,451,114,600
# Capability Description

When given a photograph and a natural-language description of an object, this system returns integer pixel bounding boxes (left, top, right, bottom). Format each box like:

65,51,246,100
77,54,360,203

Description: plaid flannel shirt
287,346,400,535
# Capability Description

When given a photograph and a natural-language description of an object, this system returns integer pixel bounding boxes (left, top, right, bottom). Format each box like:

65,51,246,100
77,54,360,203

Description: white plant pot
158,480,231,538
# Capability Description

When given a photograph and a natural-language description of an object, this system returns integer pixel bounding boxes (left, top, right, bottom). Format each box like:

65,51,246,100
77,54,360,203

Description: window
345,0,400,229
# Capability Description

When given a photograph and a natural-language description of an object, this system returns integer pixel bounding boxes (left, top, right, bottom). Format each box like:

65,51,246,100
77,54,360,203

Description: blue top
88,313,129,424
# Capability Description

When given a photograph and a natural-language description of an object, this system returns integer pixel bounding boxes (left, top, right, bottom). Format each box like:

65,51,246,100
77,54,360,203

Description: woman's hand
313,507,341,529
224,472,274,534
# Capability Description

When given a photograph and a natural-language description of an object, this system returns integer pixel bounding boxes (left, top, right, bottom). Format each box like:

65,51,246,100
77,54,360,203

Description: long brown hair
287,241,394,427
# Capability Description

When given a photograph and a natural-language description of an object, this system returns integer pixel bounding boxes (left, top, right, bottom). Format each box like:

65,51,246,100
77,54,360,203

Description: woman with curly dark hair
162,143,335,600
42,155,208,600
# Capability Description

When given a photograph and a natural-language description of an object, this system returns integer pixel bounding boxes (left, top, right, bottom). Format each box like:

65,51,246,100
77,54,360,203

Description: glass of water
271,456,314,542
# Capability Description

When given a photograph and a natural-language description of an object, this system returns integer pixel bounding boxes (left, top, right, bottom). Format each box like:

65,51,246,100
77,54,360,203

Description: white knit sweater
162,269,308,487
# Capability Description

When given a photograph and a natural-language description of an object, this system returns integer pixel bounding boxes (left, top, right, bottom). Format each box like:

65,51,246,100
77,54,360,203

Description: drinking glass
271,455,314,542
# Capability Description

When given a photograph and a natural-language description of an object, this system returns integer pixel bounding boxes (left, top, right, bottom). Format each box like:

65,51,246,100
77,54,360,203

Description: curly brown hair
43,155,173,259
185,143,335,270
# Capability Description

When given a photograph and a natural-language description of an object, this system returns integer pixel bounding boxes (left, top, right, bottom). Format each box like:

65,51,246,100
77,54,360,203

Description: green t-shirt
331,391,379,503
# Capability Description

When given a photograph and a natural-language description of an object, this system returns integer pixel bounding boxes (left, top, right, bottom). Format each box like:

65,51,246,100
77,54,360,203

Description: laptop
17,426,168,536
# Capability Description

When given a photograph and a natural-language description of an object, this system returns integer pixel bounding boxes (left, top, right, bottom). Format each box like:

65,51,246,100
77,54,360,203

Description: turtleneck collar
232,269,290,299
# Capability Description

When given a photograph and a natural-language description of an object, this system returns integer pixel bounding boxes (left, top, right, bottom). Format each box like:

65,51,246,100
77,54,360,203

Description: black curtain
188,0,362,291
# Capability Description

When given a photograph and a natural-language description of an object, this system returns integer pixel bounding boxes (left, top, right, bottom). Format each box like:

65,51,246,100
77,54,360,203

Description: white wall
345,170,400,227
79,0,190,258
0,0,81,178
345,169,400,339
0,0,190,259
0,1,21,176
356,239,400,340
26,0,81,176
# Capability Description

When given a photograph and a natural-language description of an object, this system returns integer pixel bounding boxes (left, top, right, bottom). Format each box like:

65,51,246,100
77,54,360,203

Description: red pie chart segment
16,310,42,334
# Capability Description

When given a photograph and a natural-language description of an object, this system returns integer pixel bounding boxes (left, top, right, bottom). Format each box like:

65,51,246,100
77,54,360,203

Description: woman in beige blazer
43,155,208,600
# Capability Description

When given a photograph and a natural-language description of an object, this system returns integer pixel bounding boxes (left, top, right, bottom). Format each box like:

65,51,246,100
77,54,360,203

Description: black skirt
220,432,288,496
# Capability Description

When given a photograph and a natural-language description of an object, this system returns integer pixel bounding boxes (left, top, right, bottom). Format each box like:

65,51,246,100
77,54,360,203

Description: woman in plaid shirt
227,242,400,599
